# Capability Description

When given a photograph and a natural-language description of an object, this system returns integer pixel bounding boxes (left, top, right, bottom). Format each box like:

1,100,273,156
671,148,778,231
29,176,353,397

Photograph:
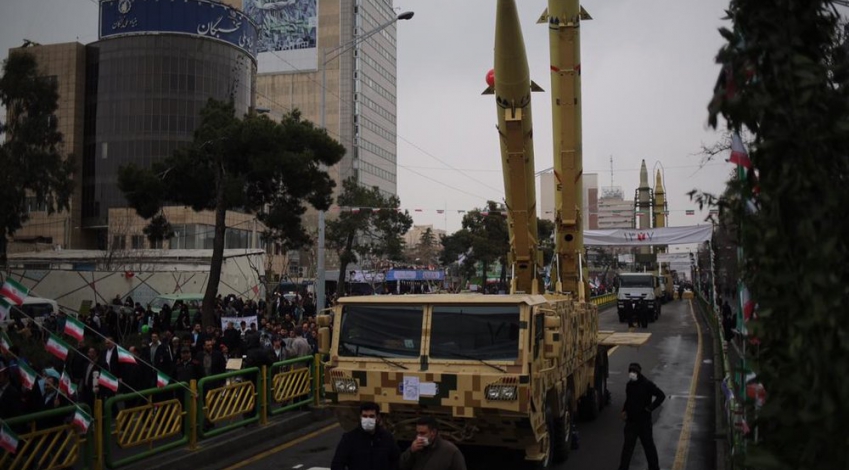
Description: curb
122,407,335,470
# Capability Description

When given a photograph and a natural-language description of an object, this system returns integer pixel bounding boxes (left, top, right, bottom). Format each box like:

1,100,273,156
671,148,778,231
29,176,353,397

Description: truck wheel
549,404,572,463
617,310,625,323
579,387,600,420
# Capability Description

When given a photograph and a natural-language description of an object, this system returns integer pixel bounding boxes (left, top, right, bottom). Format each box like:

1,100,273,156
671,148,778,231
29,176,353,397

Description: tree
705,2,849,468
326,178,413,297
118,99,344,326
415,227,437,266
0,51,74,267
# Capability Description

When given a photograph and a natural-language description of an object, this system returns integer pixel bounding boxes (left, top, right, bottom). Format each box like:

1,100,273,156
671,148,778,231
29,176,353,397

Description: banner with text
221,315,258,331
584,225,713,246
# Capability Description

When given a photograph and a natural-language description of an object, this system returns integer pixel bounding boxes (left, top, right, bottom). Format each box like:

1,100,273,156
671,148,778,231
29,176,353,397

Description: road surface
201,299,715,470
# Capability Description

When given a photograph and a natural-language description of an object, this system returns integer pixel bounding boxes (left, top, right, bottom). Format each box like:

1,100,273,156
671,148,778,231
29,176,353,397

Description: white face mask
419,436,430,446
361,417,376,431
629,372,638,381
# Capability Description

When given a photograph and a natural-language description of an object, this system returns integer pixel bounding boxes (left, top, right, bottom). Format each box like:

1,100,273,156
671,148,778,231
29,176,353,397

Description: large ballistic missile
484,0,543,295
543,0,589,298
653,169,666,229
637,159,651,230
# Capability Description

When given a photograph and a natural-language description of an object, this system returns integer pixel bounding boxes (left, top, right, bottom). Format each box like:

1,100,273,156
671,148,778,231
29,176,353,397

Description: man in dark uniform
618,362,665,470
331,401,400,470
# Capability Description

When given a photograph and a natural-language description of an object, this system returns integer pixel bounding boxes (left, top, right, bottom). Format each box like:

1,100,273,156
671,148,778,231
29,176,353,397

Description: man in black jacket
331,401,400,470
618,362,665,470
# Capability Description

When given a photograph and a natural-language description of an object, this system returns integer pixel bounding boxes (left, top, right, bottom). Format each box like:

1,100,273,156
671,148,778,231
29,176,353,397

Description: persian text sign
584,225,713,246
100,0,258,57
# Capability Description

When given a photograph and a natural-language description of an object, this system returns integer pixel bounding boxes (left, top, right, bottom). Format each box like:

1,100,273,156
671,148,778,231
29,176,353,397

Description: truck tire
549,403,572,463
579,387,600,420
617,309,625,323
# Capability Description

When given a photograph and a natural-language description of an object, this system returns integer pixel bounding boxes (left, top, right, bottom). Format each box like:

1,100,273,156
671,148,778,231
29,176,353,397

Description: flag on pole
686,210,695,216
436,210,444,214
72,409,92,434
351,207,361,214
117,346,137,364
98,370,119,392
729,132,752,168
0,297,11,322
59,370,77,397
157,371,170,388
19,362,37,391
0,331,11,354
46,334,71,361
481,211,490,216
64,316,85,342
0,423,19,454
0,278,29,305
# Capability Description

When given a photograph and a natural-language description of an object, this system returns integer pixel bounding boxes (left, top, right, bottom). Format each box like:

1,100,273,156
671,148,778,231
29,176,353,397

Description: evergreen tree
0,51,74,266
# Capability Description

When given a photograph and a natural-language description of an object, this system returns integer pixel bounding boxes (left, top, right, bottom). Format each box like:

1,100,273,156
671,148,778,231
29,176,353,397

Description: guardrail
1,355,320,470
1,404,95,470
590,292,617,307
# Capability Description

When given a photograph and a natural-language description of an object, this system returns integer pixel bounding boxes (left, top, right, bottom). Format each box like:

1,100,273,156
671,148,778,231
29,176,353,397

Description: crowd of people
0,290,327,424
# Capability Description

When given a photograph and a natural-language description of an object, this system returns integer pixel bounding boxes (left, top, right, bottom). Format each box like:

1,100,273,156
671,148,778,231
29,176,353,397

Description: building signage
99,0,258,58
242,0,318,73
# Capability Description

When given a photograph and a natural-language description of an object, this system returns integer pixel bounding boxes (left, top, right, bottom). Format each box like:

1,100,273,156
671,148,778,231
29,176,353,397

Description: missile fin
536,8,548,24
580,7,593,21
482,86,495,95
531,81,545,92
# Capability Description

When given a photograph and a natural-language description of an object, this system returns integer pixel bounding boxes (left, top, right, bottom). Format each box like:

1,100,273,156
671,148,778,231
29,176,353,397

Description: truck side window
533,313,544,358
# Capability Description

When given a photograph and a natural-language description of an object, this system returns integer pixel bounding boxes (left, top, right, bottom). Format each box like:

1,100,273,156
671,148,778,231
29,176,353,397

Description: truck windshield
429,306,520,361
619,276,653,288
338,305,423,358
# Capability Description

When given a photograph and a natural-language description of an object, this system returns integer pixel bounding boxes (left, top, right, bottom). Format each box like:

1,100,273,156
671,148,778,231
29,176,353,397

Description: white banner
221,315,258,331
657,253,692,263
584,225,713,246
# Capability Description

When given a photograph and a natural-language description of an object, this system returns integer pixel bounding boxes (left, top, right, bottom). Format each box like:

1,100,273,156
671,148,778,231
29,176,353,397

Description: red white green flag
0,278,29,305
0,423,19,454
729,132,752,169
72,409,92,434
0,297,12,322
98,370,119,392
157,371,170,388
59,370,77,397
18,362,37,391
64,316,85,342
117,346,137,364
686,210,695,215
45,334,71,361
0,331,11,354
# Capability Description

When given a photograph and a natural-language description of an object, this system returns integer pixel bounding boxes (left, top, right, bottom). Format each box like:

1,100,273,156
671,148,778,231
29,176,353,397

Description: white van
1,296,59,328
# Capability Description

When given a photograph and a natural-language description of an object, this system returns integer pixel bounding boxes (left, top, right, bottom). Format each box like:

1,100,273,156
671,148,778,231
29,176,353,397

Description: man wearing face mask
331,401,400,470
618,362,665,470
400,416,466,470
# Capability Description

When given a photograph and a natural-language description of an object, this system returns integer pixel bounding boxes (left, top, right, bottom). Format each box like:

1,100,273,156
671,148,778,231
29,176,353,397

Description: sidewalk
122,408,335,470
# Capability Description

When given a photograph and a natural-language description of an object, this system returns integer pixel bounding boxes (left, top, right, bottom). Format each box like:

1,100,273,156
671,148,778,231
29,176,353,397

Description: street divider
269,355,315,415
199,367,261,438
590,292,617,307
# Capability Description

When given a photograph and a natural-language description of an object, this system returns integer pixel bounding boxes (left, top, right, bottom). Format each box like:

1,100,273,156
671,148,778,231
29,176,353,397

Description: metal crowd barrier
1,404,95,470
590,292,617,307
0,355,320,470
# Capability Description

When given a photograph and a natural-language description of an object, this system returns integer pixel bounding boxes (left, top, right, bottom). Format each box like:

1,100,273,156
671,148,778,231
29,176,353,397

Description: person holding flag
0,358,22,419
98,337,122,401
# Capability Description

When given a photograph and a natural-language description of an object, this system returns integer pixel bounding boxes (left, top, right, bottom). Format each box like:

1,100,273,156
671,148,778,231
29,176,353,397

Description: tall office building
597,186,635,229
249,0,399,198
6,0,260,253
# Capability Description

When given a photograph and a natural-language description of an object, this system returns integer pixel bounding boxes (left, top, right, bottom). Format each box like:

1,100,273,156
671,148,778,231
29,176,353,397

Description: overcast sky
0,0,733,237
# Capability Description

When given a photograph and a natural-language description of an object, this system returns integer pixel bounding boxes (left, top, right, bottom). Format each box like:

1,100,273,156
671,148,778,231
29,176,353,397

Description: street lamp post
316,11,414,313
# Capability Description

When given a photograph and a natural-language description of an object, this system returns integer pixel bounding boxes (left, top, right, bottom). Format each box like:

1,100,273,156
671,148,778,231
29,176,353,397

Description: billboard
99,0,258,58
242,0,319,73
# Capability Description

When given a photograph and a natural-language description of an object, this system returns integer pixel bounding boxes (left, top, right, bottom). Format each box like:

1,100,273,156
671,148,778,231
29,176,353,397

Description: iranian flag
59,370,77,397
0,331,11,354
19,362,37,391
157,371,170,388
117,346,137,364
686,210,695,215
0,278,29,305
729,132,752,169
64,316,85,342
45,334,71,361
0,297,11,322
98,370,119,392
72,409,92,434
0,424,19,454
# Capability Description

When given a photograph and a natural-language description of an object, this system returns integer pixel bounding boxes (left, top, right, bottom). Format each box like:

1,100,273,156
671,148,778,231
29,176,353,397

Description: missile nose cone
639,159,648,188
494,0,529,95
655,169,665,194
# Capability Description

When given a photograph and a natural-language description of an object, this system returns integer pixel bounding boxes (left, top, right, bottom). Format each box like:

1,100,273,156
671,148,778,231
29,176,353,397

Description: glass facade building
83,35,256,228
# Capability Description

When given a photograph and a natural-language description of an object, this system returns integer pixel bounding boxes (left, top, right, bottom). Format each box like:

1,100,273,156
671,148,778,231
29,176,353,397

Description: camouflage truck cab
320,293,615,467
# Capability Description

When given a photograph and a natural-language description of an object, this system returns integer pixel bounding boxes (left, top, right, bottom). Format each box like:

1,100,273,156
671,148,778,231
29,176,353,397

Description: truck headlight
485,385,518,401
333,378,358,394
